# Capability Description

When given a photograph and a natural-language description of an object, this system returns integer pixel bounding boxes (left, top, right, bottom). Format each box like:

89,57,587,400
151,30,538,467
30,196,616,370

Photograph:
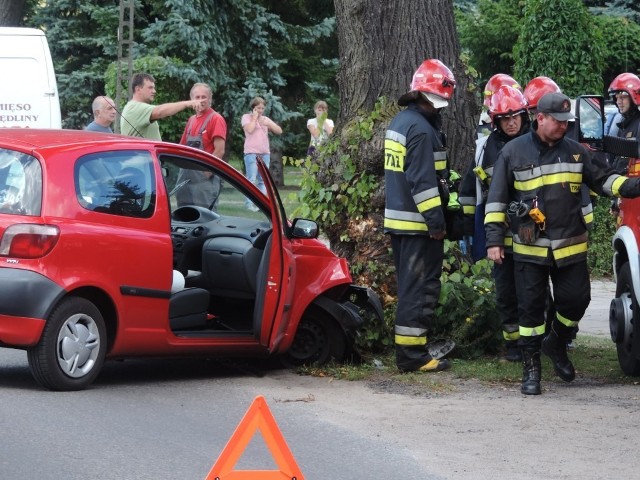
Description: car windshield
0,148,42,215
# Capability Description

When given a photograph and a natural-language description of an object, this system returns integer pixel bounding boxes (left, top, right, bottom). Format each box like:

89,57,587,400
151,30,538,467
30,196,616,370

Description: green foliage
592,14,640,92
587,197,617,278
26,0,337,150
293,150,379,224
589,0,640,23
513,0,606,97
292,98,388,223
352,242,502,360
455,0,524,84
27,0,120,129
431,242,502,359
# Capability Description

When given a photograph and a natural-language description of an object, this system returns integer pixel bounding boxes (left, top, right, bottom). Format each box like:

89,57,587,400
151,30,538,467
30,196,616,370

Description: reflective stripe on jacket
485,127,630,267
459,130,516,253
384,104,446,235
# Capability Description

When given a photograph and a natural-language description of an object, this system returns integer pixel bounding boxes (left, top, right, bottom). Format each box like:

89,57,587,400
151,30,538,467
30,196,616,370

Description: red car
0,129,382,390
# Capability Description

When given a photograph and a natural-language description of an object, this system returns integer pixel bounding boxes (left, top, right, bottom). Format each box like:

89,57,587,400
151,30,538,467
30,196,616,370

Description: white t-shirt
307,117,334,147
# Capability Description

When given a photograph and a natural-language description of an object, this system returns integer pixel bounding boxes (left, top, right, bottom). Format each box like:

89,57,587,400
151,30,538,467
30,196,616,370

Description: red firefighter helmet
489,85,528,122
608,73,640,106
483,74,521,108
524,76,561,110
398,59,456,107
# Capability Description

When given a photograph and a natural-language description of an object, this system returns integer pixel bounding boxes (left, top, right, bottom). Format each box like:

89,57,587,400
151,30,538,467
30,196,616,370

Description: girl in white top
307,100,334,155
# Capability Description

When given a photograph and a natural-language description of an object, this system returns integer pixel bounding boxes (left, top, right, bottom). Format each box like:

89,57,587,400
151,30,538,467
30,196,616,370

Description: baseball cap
537,92,575,121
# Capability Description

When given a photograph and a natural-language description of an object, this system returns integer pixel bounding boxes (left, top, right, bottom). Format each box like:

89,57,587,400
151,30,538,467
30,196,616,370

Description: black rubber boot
521,348,542,395
542,329,575,382
502,340,522,362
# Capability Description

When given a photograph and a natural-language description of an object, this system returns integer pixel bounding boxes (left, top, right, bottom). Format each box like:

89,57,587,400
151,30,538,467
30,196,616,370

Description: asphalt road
0,348,440,480
578,278,616,337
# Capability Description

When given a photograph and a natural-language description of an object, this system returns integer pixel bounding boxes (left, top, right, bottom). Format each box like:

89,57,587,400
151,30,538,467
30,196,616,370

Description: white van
0,27,61,129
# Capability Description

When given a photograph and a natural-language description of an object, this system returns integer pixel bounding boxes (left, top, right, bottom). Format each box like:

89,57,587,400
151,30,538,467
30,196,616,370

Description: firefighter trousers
514,259,590,348
493,253,519,342
390,234,444,371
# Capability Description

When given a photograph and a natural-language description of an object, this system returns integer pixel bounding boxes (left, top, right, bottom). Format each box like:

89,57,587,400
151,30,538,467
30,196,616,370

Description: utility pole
115,0,134,133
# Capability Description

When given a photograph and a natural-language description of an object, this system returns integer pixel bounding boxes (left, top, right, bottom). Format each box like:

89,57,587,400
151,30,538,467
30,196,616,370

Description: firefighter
384,58,456,372
524,76,593,347
523,76,561,114
458,85,530,362
485,92,640,395
607,72,640,174
477,73,522,138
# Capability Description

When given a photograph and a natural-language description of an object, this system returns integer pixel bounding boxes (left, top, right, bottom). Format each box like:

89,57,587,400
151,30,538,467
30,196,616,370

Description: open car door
255,158,296,351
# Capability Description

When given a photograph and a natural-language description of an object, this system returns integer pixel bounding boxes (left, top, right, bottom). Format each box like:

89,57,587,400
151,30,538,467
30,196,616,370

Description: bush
588,196,617,278
432,242,502,359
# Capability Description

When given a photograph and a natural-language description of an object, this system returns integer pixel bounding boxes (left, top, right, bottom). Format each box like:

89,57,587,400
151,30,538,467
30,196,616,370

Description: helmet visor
421,92,449,109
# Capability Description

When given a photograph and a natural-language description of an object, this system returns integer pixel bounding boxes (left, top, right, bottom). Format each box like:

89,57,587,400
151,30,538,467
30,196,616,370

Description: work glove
619,177,640,198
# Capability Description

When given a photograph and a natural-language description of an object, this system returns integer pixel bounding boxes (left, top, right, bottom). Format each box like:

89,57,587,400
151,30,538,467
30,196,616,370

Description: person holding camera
485,92,640,395
176,82,227,209
307,100,334,157
241,97,282,210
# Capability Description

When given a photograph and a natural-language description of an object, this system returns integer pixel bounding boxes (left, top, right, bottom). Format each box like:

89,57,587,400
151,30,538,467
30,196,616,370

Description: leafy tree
27,1,121,129
513,0,605,97
27,0,337,154
593,13,640,92
590,0,640,23
263,0,339,158
456,0,524,84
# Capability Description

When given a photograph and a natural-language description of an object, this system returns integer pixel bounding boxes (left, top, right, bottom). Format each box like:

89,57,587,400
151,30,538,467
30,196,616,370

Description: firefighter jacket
384,103,447,235
459,127,528,256
485,125,640,267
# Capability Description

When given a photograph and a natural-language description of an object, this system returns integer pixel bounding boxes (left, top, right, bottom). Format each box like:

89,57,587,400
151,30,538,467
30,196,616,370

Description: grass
297,335,640,390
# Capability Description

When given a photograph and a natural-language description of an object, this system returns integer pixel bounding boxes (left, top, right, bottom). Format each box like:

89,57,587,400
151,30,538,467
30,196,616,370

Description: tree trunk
0,0,27,26
323,0,478,300
335,0,477,173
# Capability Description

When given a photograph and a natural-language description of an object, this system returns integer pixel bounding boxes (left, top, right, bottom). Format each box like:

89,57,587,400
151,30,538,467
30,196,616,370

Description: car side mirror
290,218,319,239
576,95,604,150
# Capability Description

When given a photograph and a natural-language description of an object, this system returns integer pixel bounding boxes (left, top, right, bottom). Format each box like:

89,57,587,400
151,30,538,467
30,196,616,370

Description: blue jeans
244,153,270,195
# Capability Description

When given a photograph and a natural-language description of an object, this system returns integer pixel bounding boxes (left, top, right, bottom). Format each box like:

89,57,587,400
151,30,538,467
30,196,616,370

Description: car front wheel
28,297,107,391
282,311,347,368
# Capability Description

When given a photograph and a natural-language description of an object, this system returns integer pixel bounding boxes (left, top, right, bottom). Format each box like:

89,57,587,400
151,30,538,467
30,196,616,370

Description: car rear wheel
28,297,107,391
611,263,640,376
282,311,347,368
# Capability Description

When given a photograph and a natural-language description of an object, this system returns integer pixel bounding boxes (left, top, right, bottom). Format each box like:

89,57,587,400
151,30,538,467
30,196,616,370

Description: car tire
613,263,640,376
282,311,347,368
28,297,107,391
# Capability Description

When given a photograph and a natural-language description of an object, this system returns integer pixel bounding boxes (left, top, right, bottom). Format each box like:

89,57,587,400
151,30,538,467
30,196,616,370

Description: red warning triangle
204,395,305,480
